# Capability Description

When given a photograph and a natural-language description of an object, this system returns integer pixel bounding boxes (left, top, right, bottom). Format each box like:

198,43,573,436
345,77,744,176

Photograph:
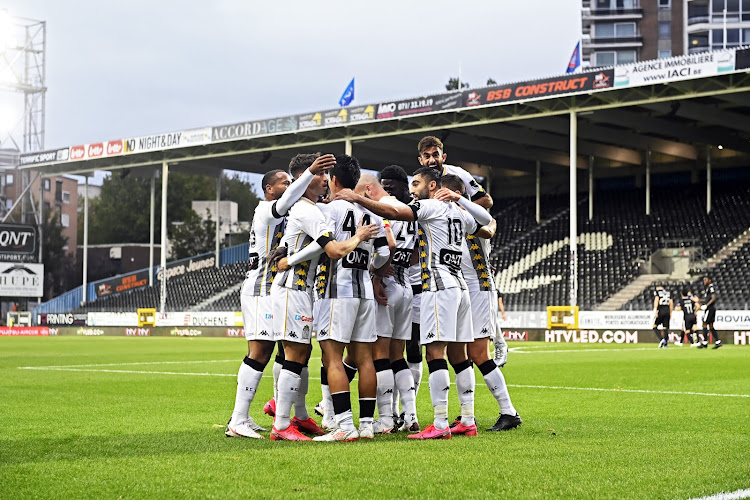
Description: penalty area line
508,384,750,398
687,488,750,500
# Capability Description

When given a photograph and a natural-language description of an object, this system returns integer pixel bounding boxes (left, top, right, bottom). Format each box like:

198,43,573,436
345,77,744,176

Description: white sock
294,366,309,420
455,366,476,426
230,360,263,425
394,367,417,424
428,369,450,430
272,361,283,401
275,369,300,430
407,361,423,397
322,383,333,421
483,367,516,415
376,368,394,425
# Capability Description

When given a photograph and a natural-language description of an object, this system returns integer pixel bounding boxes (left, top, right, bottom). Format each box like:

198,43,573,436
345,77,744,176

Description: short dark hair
418,136,444,154
441,174,465,195
414,166,441,188
261,169,285,193
332,154,361,189
288,153,321,178
379,165,408,184
682,286,690,296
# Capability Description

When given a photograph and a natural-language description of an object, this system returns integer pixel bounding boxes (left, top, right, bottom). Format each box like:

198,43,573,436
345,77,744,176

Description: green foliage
169,209,216,260
40,208,75,300
1,339,748,498
445,77,469,90
81,171,260,247
487,77,497,85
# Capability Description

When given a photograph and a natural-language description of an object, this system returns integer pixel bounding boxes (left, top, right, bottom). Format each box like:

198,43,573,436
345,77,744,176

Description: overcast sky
2,0,581,151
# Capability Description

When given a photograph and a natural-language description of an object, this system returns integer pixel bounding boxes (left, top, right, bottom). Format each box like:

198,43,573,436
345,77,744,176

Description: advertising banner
614,50,735,88
123,127,212,154
95,270,150,297
18,148,69,166
68,140,124,161
37,313,87,326
87,311,140,327
0,224,38,263
155,254,216,282
376,92,463,120
0,263,44,297
156,311,243,327
211,116,298,142
0,326,50,336
462,69,614,108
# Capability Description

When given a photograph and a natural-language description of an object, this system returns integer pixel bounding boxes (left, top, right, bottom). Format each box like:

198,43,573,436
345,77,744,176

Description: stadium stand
59,178,750,315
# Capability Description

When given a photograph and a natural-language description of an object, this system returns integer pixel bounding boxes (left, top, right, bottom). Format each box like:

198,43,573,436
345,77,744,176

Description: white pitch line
509,347,663,354
687,488,750,500
19,359,240,369
508,384,750,398
17,366,750,398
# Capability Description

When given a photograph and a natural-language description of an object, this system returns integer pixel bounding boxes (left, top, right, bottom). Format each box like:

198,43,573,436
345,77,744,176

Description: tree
487,78,497,85
41,208,76,300
445,77,470,91
169,209,216,260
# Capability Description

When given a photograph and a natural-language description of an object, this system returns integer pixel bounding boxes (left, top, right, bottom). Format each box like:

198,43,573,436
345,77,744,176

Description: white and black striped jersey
461,233,496,294
411,199,479,292
314,200,388,299
442,164,487,203
241,200,286,297
273,197,334,293
380,196,417,288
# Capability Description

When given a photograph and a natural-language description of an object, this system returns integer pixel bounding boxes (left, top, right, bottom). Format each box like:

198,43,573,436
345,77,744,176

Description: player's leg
468,338,521,431
318,339,356,434
270,288,314,441
709,322,721,348
348,298,378,438
447,289,477,433
373,303,395,430
389,339,418,431
407,288,424,396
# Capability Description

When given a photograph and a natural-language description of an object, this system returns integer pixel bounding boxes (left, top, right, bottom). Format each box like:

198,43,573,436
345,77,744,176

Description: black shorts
704,308,716,325
654,311,670,329
683,316,697,332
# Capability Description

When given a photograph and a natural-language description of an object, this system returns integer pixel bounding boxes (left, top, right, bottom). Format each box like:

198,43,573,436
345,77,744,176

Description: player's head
261,169,292,201
682,286,690,296
417,135,447,170
329,154,361,194
411,166,441,201
355,173,387,201
441,174,466,197
655,285,664,292
289,153,329,200
379,164,410,203
703,275,712,286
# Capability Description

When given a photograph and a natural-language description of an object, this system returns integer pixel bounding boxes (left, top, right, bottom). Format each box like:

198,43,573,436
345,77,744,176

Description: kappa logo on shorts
481,327,489,335
427,332,435,339
289,331,298,339
259,330,269,336
384,388,393,395
462,389,474,395
442,386,450,392
318,329,328,337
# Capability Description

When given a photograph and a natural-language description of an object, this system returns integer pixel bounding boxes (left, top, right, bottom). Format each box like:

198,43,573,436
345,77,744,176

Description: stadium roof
18,47,750,181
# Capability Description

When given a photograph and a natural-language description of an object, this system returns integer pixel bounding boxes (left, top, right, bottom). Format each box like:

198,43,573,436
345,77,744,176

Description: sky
1,0,581,187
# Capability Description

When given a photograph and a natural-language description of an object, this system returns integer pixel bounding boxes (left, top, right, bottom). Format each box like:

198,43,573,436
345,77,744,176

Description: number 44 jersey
315,199,388,299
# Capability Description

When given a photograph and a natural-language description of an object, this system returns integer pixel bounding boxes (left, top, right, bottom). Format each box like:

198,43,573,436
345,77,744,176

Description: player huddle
651,276,721,349
225,136,520,442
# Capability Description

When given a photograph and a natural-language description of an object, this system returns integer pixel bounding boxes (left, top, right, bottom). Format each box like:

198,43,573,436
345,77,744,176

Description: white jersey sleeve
443,163,487,202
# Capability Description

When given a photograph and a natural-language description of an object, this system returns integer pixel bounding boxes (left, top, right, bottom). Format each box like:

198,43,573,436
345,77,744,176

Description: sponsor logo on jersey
294,315,313,322
439,249,462,269
342,248,370,271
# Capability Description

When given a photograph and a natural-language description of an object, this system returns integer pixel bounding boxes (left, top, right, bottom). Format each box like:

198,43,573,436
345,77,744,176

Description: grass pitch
0,337,748,499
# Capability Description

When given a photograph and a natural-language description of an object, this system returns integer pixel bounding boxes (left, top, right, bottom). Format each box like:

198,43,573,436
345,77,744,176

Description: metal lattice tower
0,10,46,223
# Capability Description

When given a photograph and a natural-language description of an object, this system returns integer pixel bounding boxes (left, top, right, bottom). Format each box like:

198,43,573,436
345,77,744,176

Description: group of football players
224,136,521,442
652,276,722,349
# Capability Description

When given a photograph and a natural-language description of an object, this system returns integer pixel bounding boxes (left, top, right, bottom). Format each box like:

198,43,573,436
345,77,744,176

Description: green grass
1,338,748,499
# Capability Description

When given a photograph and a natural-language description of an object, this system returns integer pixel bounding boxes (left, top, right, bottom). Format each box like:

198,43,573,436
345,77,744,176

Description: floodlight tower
0,9,46,224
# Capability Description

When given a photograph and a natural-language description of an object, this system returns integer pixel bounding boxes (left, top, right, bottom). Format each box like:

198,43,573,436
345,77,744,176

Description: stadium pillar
535,160,541,224
345,138,352,156
160,162,169,314
215,175,221,268
588,156,594,221
706,145,712,214
82,176,89,304
569,111,578,308
645,148,651,216
149,173,155,287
